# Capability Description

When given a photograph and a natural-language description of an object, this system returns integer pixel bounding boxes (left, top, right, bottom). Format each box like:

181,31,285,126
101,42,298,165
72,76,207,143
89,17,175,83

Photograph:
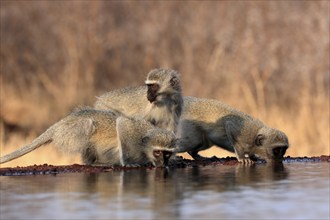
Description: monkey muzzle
153,150,173,167
253,145,288,162
163,151,173,167
147,91,157,103
146,83,160,103
271,146,288,160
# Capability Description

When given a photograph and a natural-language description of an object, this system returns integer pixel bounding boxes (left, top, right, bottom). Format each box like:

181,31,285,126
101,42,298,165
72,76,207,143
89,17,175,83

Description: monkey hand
238,158,255,164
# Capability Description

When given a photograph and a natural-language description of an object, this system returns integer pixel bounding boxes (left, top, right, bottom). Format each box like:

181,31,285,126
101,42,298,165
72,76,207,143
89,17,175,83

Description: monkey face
251,128,289,162
152,150,173,167
146,83,160,103
143,129,176,167
145,68,181,103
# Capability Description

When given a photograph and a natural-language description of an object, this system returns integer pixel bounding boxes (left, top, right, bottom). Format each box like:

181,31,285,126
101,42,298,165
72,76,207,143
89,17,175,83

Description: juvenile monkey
0,108,176,167
95,68,183,134
116,116,175,167
94,88,289,163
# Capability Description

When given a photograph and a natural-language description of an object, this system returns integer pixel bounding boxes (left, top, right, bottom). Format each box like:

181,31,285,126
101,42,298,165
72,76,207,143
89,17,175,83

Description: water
1,162,329,220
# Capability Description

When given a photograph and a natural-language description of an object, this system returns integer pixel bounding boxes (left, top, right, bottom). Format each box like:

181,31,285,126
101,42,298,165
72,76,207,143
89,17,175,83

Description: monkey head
234,127,289,163
152,150,173,167
145,68,181,103
143,128,177,167
225,118,288,163
247,127,289,163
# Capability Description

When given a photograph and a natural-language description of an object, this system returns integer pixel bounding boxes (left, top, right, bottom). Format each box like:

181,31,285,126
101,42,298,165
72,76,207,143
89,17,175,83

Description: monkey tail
0,128,53,164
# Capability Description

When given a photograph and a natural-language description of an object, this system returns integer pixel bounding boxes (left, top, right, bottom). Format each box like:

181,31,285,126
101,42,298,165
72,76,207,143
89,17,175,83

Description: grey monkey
0,108,176,167
175,97,289,163
116,114,176,167
94,87,289,163
95,68,183,134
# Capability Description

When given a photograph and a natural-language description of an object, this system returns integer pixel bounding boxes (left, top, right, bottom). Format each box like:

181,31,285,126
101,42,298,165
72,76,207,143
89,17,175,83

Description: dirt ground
0,155,329,176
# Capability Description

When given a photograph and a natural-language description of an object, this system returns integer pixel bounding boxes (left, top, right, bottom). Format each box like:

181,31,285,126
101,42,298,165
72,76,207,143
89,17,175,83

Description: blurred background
1,1,329,166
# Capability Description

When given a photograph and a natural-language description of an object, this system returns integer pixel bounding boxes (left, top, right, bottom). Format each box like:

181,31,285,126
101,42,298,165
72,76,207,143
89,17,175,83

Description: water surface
1,162,329,219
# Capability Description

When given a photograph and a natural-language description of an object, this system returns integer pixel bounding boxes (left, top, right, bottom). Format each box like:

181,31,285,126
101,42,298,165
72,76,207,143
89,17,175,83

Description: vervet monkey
94,88,289,163
95,68,183,134
0,108,176,167
176,97,289,163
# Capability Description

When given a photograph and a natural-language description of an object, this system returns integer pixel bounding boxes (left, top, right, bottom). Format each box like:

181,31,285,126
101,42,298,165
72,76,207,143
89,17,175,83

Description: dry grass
0,1,329,167
0,134,80,167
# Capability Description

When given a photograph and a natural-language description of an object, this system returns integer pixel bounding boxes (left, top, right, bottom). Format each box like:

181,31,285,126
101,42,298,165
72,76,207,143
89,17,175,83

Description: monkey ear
224,121,240,146
170,76,179,87
255,134,265,146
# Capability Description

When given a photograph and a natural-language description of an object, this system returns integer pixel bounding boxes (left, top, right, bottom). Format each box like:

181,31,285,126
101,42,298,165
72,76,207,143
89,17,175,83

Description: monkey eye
147,83,159,91
153,150,162,157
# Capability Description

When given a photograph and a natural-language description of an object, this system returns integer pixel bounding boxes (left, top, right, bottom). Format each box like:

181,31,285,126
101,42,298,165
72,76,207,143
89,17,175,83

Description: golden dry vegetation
0,1,329,167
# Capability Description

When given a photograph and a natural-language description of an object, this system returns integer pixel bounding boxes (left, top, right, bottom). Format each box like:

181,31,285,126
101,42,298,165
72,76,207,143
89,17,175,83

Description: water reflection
66,162,289,198
1,162,329,220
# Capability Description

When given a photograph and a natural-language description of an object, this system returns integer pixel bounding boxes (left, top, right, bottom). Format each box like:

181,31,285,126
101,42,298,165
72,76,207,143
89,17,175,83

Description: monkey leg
177,122,212,160
188,151,209,160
